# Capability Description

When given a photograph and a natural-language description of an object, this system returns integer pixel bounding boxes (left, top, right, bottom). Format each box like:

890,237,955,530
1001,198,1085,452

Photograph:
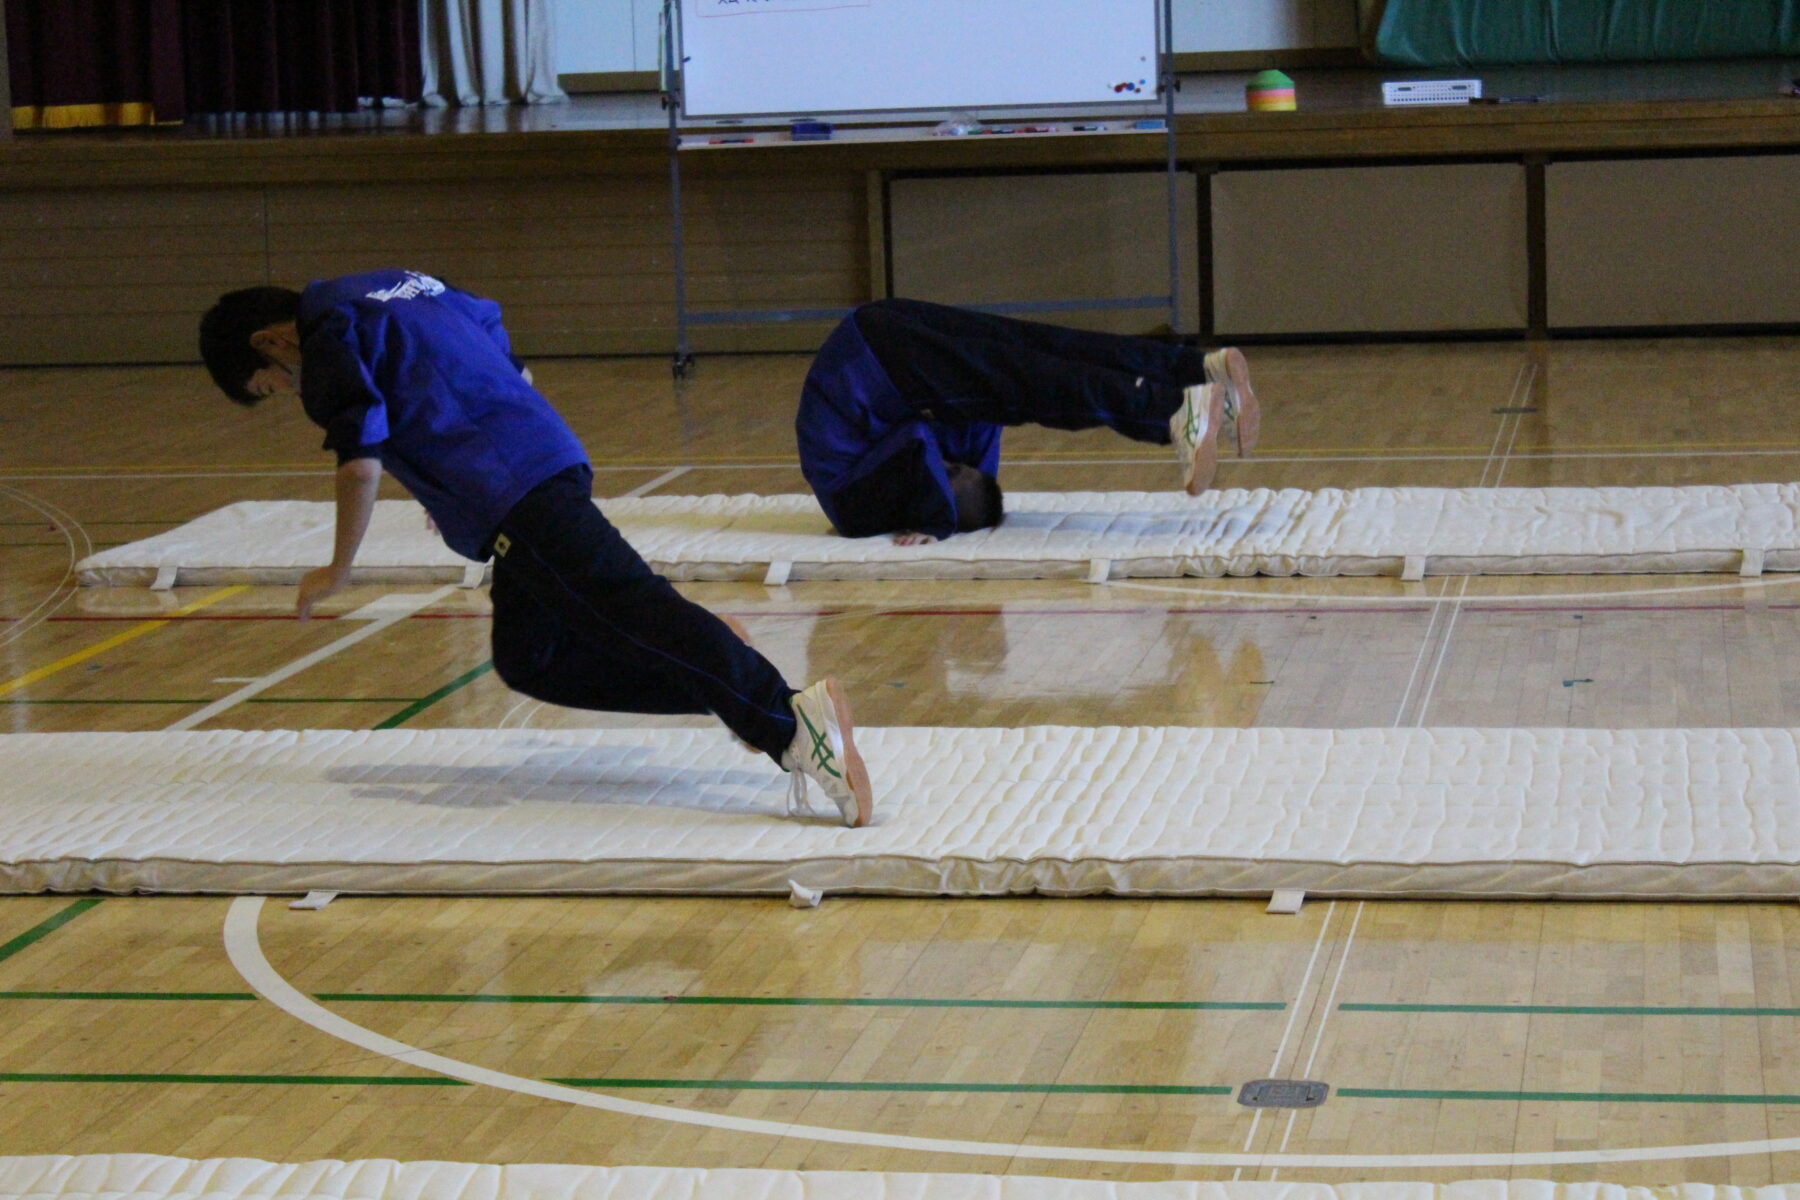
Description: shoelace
785,765,825,819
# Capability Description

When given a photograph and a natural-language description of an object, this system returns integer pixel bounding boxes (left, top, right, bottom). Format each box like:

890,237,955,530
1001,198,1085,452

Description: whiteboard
677,0,1162,119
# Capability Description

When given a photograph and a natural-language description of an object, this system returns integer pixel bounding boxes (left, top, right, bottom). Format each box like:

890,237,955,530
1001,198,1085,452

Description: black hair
199,286,302,406
951,465,1005,534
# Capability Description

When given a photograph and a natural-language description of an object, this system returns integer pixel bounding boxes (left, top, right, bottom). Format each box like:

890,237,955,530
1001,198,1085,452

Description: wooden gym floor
5,336,1800,1183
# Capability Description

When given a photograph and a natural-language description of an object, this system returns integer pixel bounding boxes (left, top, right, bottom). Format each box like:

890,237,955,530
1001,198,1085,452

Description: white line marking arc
222,897,1800,1169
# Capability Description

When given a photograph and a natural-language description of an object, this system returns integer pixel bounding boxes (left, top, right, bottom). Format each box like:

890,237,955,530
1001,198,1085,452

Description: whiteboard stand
662,0,1182,379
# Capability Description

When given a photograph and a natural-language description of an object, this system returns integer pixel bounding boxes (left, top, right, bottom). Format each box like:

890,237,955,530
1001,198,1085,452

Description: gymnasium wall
4,98,1799,366
0,170,866,365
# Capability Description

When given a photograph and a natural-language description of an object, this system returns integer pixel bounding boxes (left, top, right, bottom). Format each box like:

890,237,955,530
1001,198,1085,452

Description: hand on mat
296,565,348,621
423,508,438,535
893,531,937,546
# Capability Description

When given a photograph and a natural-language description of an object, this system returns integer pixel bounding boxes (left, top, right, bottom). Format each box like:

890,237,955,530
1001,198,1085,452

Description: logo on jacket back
365,272,447,303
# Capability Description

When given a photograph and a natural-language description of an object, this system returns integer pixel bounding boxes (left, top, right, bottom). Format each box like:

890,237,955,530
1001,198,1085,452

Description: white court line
621,467,692,498
221,896,1800,1168
1477,364,1533,491
1409,579,1470,726
1486,365,1534,491
1269,902,1367,1181
1390,585,1453,728
0,484,89,650
1234,900,1338,1180
498,696,543,730
1252,375,1533,1172
164,588,452,731
1299,903,1363,1082
1392,372,1527,724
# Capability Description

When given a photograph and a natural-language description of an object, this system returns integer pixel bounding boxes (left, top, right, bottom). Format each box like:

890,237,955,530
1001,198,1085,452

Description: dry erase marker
1072,123,1103,131
709,136,753,144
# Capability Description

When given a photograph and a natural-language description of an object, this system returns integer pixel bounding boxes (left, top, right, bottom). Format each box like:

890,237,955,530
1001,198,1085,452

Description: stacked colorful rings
1246,69,1297,112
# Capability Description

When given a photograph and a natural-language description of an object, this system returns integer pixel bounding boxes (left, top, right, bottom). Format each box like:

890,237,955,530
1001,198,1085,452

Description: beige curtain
420,0,566,106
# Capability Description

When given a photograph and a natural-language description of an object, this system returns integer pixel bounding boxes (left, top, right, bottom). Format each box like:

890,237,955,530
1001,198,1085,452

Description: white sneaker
782,678,874,827
1169,382,1224,496
1204,347,1260,457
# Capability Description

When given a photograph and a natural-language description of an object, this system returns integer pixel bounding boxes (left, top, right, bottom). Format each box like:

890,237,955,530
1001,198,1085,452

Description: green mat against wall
1366,0,1800,66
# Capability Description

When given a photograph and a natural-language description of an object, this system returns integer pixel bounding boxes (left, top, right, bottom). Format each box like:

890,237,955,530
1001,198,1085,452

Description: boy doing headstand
797,298,1260,544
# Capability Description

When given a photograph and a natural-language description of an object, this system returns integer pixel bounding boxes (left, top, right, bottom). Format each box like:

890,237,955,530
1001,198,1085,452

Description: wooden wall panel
264,174,867,357
1546,155,1800,329
889,172,1201,336
0,188,267,363
1211,163,1529,336
0,170,868,363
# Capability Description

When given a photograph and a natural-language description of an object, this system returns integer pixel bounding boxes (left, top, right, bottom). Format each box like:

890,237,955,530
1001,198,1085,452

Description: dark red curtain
6,0,421,128
181,1,422,115
6,0,187,127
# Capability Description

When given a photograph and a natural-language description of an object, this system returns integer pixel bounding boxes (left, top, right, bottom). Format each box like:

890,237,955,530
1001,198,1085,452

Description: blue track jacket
297,270,588,561
796,316,1000,539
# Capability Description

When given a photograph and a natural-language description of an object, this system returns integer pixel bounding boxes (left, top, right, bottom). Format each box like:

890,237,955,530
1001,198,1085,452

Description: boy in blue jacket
199,270,872,827
798,298,1259,544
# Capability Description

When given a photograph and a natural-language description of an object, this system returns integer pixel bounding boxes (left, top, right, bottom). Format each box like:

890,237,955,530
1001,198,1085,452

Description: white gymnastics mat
11,725,1800,898
6,1159,1793,1200
4,1159,1795,1200
74,486,1800,587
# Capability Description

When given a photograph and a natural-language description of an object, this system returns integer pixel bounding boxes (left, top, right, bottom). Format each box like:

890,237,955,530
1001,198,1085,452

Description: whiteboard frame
672,0,1167,121
659,0,1185,372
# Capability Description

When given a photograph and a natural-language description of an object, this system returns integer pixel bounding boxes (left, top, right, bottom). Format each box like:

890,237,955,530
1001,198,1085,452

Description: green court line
375,661,494,729
551,1078,1229,1094
1343,1003,1800,1016
0,900,102,967
0,989,1279,1011
314,993,1282,1010
1340,1087,1800,1105
0,1072,461,1086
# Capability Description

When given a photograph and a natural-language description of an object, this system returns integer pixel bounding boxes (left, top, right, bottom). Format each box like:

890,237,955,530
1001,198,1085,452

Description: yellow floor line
0,586,246,698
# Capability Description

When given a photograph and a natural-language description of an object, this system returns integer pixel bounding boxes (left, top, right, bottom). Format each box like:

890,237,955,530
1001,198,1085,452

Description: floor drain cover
1237,1079,1330,1108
